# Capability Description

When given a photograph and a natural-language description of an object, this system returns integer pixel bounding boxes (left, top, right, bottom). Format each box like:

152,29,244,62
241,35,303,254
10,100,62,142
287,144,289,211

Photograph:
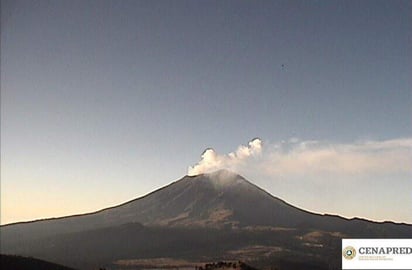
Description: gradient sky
1,0,411,225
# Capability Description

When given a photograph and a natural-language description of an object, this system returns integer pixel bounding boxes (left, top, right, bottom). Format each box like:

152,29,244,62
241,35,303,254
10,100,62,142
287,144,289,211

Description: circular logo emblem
342,246,356,260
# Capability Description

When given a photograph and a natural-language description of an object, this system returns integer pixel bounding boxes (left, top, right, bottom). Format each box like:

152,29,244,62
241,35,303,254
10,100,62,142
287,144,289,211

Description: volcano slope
1,170,411,270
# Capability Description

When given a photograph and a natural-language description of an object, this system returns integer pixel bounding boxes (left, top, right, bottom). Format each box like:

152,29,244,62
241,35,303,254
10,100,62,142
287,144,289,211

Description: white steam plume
188,138,262,176
188,137,412,177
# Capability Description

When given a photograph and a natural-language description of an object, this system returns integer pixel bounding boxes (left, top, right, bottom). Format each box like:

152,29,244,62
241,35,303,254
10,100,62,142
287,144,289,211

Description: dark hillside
0,254,78,270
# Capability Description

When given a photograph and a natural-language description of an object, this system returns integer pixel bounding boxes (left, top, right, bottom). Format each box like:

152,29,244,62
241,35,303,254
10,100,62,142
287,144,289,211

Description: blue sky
1,0,411,224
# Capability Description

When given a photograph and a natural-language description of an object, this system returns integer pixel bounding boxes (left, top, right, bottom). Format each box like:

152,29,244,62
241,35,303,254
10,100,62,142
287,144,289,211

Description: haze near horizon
1,0,411,225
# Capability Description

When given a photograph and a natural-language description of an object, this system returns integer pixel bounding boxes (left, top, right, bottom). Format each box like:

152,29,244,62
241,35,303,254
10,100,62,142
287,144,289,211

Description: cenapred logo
343,246,356,260
342,239,412,269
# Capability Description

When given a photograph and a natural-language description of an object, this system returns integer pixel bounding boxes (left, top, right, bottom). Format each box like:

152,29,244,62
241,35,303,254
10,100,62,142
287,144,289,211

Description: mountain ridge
1,169,410,227
2,170,411,270
2,170,411,247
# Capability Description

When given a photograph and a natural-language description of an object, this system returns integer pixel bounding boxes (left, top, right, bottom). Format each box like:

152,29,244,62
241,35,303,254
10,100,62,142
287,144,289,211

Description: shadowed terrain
0,254,78,270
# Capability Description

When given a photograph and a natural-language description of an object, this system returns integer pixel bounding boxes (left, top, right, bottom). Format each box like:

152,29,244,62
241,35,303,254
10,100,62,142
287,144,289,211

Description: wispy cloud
264,138,412,177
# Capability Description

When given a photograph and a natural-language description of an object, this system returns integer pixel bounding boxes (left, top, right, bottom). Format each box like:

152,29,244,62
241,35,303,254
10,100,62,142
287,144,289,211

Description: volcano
1,170,411,270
